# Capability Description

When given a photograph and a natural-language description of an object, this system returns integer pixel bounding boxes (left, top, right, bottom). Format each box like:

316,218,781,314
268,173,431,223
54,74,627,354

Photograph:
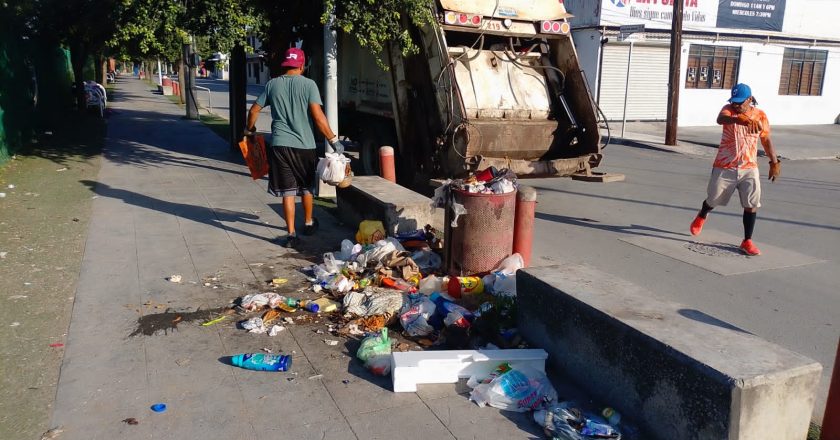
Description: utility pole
183,42,199,119
228,44,247,151
665,0,684,146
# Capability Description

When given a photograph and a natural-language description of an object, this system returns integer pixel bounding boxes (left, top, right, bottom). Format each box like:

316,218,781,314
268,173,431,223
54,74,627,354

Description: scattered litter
56,168,68,172
201,316,227,326
150,403,167,413
282,317,294,324
7,184,14,189
122,417,139,425
168,275,182,283
308,374,324,380
72,218,79,222
0,252,7,258
0,193,5,198
271,278,288,285
241,317,266,334
49,343,64,348
261,348,273,353
324,339,339,346
534,402,622,439
342,379,350,384
315,329,325,334
40,427,64,439
8,295,27,300
469,363,557,412
175,358,191,366
24,282,31,286
10,322,20,327
249,263,265,267
204,282,212,287
268,325,285,336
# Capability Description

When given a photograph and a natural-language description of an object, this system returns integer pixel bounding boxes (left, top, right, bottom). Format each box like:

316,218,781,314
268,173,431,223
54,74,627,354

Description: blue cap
729,83,751,103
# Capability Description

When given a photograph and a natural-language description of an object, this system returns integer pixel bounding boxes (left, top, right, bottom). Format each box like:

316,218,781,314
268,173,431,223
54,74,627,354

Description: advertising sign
717,0,786,31
600,0,787,32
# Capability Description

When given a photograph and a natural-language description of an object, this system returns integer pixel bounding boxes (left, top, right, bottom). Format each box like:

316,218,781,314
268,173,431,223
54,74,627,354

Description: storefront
564,0,840,125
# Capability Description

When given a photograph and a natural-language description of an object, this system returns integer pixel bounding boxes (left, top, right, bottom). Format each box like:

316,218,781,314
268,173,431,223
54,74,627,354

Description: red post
174,81,180,96
512,186,537,267
822,338,840,440
379,146,396,183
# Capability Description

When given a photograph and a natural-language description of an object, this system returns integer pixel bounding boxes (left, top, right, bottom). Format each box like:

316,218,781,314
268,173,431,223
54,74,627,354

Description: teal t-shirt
256,75,323,149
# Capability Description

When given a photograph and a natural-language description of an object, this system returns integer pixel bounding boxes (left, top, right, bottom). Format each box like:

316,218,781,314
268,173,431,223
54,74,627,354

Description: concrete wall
517,264,822,440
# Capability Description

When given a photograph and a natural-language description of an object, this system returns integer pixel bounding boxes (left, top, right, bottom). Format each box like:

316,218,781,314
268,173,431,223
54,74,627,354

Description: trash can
445,188,517,275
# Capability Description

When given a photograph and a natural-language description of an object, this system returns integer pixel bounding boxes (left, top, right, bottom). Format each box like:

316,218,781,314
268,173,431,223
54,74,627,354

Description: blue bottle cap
151,403,167,412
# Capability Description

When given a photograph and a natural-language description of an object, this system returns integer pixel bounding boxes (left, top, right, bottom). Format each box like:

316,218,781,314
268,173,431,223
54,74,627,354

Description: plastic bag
469,364,557,412
317,153,350,185
486,253,524,297
356,220,386,245
417,275,445,295
336,239,359,261
343,288,407,318
357,328,392,375
533,402,621,440
411,250,442,272
399,294,437,336
238,135,269,180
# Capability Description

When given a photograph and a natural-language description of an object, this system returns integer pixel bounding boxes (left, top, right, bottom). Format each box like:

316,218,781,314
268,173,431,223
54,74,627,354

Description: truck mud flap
473,153,603,177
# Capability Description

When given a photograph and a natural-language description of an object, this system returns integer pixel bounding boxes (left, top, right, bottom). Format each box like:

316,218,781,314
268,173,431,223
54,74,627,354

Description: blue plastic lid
151,403,167,412
429,292,441,302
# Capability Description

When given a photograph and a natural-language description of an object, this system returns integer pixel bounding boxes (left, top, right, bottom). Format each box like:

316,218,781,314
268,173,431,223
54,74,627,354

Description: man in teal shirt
245,48,342,248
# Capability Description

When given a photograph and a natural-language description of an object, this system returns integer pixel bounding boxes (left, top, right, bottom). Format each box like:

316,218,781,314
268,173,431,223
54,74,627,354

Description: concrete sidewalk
48,78,542,439
614,121,840,161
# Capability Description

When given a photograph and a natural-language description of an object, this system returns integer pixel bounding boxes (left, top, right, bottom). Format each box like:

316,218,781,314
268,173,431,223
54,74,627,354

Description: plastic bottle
429,292,474,328
295,300,320,313
447,276,484,298
417,275,446,295
231,353,292,371
381,277,417,293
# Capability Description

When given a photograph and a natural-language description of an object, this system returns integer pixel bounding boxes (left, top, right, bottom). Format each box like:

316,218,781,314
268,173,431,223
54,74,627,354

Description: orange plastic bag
238,135,269,180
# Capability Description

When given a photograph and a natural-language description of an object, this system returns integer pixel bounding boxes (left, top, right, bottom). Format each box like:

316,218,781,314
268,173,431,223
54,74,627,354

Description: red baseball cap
281,48,305,68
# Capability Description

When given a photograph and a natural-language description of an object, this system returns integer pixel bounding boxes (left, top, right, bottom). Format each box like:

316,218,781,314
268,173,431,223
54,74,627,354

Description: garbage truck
337,0,603,185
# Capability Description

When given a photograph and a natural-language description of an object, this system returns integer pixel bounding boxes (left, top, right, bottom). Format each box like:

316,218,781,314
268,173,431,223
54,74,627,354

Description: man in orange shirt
689,83,781,256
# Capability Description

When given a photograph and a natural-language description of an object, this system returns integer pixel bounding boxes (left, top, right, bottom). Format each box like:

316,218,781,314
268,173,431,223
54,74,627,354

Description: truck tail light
443,10,482,27
540,20,570,35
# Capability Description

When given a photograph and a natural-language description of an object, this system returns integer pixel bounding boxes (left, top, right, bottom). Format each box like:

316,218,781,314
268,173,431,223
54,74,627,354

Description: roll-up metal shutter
598,43,670,121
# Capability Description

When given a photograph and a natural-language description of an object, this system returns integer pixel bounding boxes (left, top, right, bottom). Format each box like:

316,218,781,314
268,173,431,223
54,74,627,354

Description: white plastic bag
399,294,437,336
487,253,524,297
469,364,557,412
317,153,350,185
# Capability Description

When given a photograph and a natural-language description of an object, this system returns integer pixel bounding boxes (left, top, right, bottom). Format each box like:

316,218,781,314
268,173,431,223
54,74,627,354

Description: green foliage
324,0,435,70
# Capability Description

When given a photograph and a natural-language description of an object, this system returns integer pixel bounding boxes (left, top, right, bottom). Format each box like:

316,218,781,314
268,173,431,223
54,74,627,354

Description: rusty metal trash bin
444,188,517,275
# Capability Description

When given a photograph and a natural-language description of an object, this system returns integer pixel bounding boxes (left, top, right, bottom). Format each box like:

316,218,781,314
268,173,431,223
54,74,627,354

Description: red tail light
443,10,482,27
540,20,570,35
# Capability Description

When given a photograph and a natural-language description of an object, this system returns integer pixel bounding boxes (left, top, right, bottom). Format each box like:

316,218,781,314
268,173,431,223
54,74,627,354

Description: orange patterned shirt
713,104,771,170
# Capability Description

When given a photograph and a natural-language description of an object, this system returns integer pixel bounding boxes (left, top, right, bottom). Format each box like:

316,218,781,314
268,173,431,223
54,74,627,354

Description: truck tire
360,135,381,177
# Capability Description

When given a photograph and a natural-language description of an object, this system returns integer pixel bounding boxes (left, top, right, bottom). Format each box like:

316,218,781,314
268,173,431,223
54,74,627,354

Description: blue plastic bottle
231,353,292,372
429,292,474,328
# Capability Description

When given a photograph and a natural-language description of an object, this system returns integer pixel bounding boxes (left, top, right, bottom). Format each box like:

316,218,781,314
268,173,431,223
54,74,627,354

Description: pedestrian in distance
245,47,344,248
689,83,781,256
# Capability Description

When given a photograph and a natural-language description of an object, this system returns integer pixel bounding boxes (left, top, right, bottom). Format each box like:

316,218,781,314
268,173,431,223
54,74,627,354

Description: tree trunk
97,54,106,84
70,43,87,111
177,59,185,104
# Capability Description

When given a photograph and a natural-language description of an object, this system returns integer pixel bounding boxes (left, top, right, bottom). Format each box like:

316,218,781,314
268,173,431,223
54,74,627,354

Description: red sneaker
690,216,705,236
740,239,761,256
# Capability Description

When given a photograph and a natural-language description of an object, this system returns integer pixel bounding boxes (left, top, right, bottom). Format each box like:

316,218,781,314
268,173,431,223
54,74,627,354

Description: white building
564,0,840,125
245,35,271,85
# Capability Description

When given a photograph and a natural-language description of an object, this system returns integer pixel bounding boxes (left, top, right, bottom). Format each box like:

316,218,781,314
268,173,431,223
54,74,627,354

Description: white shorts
705,167,761,209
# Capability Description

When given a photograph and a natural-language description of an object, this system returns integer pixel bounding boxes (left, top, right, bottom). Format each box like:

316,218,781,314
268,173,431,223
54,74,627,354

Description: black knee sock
698,201,714,219
743,211,757,240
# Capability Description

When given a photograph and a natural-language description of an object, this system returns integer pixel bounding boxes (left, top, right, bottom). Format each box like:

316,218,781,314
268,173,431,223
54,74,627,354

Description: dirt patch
129,307,230,337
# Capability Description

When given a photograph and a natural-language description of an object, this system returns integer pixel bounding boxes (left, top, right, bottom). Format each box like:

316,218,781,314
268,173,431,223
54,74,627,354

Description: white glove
329,136,344,154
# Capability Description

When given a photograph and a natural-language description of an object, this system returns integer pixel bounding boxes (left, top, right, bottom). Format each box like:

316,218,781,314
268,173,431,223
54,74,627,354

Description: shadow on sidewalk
534,212,689,242
80,180,281,241
104,107,250,177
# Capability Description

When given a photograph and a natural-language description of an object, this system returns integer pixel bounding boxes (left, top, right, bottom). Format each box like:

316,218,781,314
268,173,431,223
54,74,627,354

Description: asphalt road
194,77,272,133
